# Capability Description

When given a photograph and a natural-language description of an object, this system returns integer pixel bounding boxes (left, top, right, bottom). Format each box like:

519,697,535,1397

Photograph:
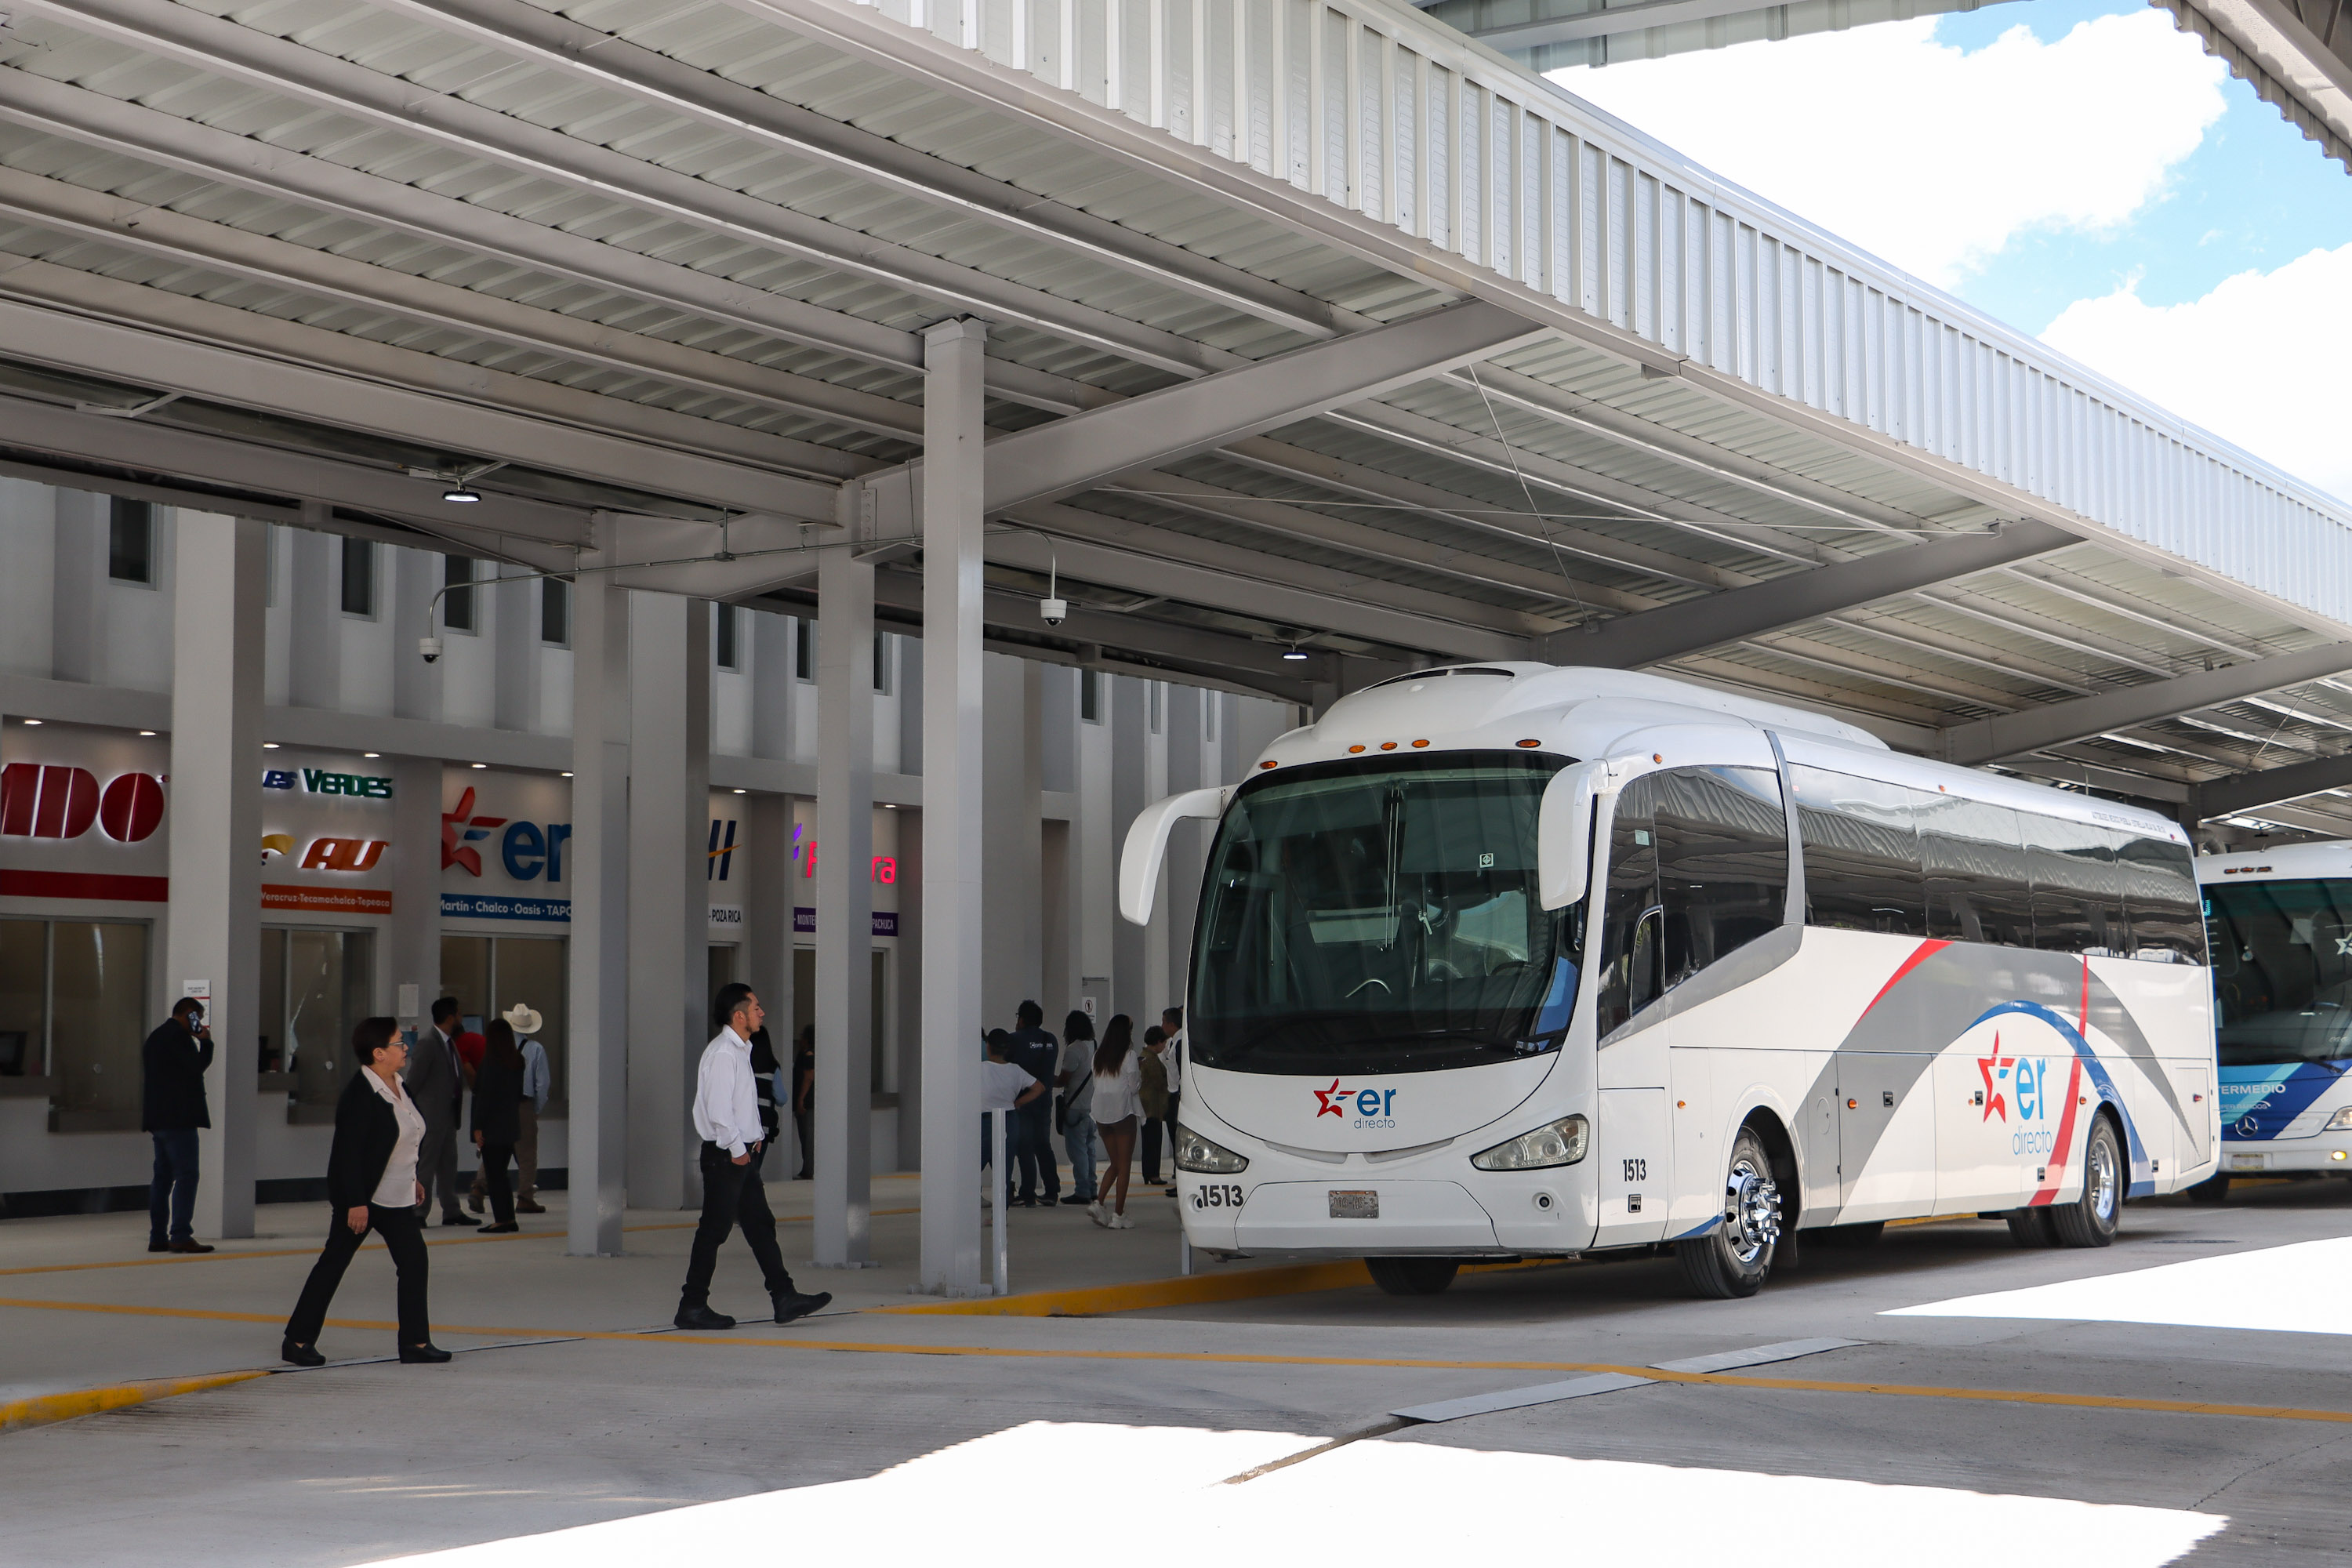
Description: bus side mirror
1537,760,1610,910
1118,786,1230,926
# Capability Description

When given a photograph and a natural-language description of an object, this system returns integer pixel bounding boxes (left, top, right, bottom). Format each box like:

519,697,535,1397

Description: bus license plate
1329,1190,1379,1219
2230,1154,2264,1171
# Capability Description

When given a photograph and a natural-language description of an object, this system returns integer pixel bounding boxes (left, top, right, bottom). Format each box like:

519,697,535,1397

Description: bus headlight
2327,1107,2352,1131
1470,1115,1589,1171
1174,1125,1249,1174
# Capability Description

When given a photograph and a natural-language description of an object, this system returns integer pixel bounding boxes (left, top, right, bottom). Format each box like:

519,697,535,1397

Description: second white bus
1122,662,2219,1298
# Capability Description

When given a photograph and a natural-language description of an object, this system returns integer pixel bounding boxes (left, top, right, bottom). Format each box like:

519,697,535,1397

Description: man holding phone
141,996,215,1254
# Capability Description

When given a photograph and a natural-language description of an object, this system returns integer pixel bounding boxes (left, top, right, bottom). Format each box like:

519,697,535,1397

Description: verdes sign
0,764,165,843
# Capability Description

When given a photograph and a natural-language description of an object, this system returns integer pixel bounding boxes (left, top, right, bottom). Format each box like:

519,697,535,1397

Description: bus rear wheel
2051,1116,2123,1249
1676,1127,1782,1299
1366,1258,1460,1296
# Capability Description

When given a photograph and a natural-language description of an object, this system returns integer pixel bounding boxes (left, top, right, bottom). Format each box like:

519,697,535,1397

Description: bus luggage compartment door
1594,1087,1669,1247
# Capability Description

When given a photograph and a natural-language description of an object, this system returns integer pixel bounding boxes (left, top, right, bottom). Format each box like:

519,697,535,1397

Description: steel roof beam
0,393,590,557
1548,522,2074,668
363,0,1364,343
1945,644,2352,764
0,64,1103,416
13,0,1245,380
0,294,837,520
0,256,875,485
0,165,928,444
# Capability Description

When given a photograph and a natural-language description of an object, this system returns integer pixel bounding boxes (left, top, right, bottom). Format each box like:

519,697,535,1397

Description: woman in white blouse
1088,1014,1145,1229
282,1018,450,1366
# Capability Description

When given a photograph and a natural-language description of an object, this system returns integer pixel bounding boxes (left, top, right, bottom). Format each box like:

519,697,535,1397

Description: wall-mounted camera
419,636,442,663
1040,597,1067,628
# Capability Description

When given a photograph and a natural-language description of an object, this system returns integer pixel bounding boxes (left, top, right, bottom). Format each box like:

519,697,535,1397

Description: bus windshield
2206,878,2352,1066
1189,752,1581,1076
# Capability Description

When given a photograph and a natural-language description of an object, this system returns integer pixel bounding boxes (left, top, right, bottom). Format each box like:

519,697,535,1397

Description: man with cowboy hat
470,1003,551,1215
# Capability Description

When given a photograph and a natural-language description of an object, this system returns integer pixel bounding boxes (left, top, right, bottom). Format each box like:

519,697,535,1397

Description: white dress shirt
1091,1051,1145,1126
360,1067,426,1207
692,1025,761,1158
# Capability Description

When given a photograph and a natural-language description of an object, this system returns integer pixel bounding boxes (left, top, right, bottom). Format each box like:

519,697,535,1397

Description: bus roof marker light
1258,760,1277,769
1653,753,1663,763
1515,739,1539,748
1379,742,1398,751
1411,739,1430,748
1348,744,1366,753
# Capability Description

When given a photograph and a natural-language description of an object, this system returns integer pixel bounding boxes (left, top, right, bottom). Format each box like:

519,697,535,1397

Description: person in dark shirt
1005,1000,1061,1207
141,996,215,1254
790,1024,815,1180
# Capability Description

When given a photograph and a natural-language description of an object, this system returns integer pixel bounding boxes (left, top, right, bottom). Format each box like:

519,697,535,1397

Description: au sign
0,764,165,842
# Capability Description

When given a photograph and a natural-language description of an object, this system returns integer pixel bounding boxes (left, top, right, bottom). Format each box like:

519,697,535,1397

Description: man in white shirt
677,983,832,1332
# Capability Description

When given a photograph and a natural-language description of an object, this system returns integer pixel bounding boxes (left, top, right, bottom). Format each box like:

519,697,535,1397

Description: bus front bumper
2218,1135,2352,1175
1178,1170,1593,1255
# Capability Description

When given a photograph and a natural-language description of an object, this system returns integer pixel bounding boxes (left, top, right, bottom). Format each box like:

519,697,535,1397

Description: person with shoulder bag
281,1018,449,1367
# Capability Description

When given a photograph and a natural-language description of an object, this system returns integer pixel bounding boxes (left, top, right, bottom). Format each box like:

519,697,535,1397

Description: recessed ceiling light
442,485,481,503
23,717,42,725
561,771,573,778
1281,646,1308,661
138,729,157,737
731,788,746,794
882,803,897,809
262,741,278,749
470,762,487,769
363,752,379,759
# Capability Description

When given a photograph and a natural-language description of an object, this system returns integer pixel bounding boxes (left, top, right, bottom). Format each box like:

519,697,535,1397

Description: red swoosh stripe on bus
1857,939,1951,1020
2033,958,2096,1207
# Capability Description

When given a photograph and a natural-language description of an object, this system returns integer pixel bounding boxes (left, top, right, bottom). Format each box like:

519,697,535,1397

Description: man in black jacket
405,997,477,1229
141,996,215,1254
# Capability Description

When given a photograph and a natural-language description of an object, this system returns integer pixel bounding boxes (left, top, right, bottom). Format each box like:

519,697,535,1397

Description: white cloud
1552,12,2227,287
2041,243,2352,503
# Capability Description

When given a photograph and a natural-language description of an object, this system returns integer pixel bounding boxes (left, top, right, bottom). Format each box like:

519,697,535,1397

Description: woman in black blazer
470,1020,525,1233
281,1018,451,1367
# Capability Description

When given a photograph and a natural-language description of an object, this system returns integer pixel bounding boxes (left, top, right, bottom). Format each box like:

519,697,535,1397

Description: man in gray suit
406,997,479,1229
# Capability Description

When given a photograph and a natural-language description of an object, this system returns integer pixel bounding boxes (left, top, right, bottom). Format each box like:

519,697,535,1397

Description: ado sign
1,764,165,843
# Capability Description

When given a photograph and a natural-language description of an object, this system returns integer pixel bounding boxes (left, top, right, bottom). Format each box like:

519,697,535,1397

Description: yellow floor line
7,1293,2349,1429
1,1369,270,1435
877,1258,1559,1316
0,1207,923,1279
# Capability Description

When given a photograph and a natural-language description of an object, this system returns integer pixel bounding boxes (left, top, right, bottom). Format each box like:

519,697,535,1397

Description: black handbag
1054,1070,1091,1134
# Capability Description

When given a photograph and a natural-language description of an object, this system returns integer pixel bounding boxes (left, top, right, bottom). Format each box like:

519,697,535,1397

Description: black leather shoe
397,1343,453,1364
168,1239,216,1254
1058,1195,1093,1206
674,1304,736,1331
480,1221,519,1233
771,1290,833,1325
281,1340,325,1367
148,1240,169,1253
439,1216,481,1229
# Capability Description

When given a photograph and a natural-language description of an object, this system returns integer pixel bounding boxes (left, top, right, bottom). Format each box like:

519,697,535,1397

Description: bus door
1594,775,1668,1247
1836,1048,1936,1221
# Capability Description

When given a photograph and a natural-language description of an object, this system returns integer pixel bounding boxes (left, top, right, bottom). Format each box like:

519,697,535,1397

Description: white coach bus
2198,842,2352,1199
1121,664,2218,1299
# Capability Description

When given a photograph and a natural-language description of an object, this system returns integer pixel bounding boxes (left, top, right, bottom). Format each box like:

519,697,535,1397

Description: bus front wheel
2051,1116,2123,1248
1367,1258,1460,1296
1676,1127,1781,1299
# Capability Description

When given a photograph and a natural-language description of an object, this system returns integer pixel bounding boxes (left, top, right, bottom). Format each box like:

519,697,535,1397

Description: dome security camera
1040,596,1067,628
419,636,443,663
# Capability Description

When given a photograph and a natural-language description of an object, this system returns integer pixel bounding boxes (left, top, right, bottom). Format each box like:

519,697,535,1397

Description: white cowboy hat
500,1002,543,1035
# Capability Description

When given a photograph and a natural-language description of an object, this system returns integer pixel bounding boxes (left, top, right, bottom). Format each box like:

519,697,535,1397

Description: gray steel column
627,591,711,1211
814,495,875,1265
918,316,987,1294
172,510,265,1240
567,575,630,1256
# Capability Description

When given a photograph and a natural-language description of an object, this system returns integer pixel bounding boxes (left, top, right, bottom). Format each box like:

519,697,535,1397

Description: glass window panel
285,930,371,1116
440,935,490,1039
2205,879,2352,1065
1793,766,1924,936
1654,765,1788,986
443,555,477,632
715,603,739,670
541,576,570,646
1594,775,1662,1038
49,921,148,1125
871,949,888,1094
1918,794,2034,946
2025,815,2122,955
2118,834,2206,963
258,927,287,1076
108,499,153,583
0,920,45,1078
492,936,566,1104
340,537,375,616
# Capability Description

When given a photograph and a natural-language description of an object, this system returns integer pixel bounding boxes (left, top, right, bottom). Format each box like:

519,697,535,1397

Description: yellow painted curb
1,1369,270,1435
874,1257,1561,1317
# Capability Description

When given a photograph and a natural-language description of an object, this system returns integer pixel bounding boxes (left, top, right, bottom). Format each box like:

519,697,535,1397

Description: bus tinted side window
2026,815,2124,955
1793,766,1923,936
2117,833,2206,963
1594,777,1661,1036
1917,794,2032,946
1653,765,1788,987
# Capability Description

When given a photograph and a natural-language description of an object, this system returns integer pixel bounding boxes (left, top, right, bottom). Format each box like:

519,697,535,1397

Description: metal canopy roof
0,0,2348,840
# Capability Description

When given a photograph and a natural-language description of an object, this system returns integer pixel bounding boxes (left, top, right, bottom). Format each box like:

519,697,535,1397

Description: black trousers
285,1203,430,1348
478,1141,516,1225
1012,1098,1059,1200
681,1142,797,1308
147,1128,200,1244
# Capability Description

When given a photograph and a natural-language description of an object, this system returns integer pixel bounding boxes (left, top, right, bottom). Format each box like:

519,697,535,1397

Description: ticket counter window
441,935,568,1105
1,919,151,1131
260,928,374,1122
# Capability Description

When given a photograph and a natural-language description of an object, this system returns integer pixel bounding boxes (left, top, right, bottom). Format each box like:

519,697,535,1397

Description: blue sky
1936,0,2352,334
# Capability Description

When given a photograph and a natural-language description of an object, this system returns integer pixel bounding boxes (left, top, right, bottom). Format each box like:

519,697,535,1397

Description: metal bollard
989,1109,1010,1297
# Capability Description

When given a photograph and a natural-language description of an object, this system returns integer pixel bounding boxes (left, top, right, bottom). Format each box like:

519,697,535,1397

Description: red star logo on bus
1313,1079,1348,1117
1977,1038,2013,1123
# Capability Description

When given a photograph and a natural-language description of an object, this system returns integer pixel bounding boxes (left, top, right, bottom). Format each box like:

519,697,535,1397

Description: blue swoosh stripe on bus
1964,999,2152,1198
